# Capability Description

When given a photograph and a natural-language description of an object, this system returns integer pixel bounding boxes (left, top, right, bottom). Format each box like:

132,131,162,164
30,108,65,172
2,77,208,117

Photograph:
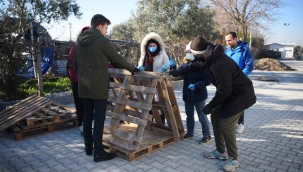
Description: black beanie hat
190,36,208,54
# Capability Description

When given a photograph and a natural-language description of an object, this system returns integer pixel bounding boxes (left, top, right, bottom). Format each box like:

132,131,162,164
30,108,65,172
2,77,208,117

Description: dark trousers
71,82,84,126
238,111,244,125
211,106,242,159
83,99,107,155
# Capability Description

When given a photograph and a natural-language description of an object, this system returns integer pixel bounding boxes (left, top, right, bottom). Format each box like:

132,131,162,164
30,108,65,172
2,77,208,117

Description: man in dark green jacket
74,14,139,162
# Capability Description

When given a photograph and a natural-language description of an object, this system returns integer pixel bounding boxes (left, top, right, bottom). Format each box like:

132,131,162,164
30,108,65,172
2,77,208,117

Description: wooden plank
108,96,152,111
108,68,161,79
104,126,142,143
109,82,157,94
0,95,42,121
106,111,147,126
159,79,180,138
103,134,138,151
156,81,172,128
0,95,38,117
165,79,185,137
0,98,53,132
110,75,135,130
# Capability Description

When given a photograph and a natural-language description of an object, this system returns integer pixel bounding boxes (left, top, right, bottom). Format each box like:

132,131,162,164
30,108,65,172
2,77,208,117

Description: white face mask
186,53,195,61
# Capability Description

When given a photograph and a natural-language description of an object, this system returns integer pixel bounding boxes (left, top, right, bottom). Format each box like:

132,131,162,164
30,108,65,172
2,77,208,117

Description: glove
138,66,145,71
161,65,168,73
188,84,195,90
202,104,213,115
169,69,181,77
132,68,140,75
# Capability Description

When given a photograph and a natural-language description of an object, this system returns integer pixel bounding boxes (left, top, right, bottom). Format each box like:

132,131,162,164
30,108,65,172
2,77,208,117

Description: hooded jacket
224,41,254,76
177,60,211,103
74,28,135,99
174,43,256,118
138,32,170,72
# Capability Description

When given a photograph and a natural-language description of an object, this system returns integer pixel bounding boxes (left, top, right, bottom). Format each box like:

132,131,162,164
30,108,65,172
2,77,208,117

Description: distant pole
69,23,72,41
249,23,252,48
30,22,37,78
284,23,290,58
36,37,43,96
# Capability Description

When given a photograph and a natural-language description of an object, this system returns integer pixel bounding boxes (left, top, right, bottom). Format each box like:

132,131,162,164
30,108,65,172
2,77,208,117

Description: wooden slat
108,96,152,111
156,81,172,128
0,98,53,132
165,79,185,137
109,82,157,94
0,95,38,117
106,111,147,126
103,134,138,151
104,126,142,143
108,68,162,79
0,95,41,120
159,79,179,138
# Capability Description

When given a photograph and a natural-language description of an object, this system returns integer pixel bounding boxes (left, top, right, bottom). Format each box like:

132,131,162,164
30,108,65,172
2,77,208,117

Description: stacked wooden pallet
0,95,77,140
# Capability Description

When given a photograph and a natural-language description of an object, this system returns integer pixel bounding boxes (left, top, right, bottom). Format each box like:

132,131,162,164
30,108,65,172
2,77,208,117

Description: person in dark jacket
225,31,254,134
179,42,212,144
67,26,90,136
169,36,256,172
74,14,139,162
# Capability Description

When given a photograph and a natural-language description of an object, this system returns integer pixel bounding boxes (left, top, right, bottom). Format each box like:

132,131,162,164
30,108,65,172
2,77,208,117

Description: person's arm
170,59,205,76
103,39,135,73
194,70,211,89
242,47,254,76
162,52,170,70
207,62,232,108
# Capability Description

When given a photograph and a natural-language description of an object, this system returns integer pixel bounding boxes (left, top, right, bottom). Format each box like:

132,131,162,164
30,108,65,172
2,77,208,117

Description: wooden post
30,22,37,78
36,37,43,96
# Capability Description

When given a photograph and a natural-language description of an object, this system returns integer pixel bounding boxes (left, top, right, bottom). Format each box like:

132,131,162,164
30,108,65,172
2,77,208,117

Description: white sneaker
236,124,244,134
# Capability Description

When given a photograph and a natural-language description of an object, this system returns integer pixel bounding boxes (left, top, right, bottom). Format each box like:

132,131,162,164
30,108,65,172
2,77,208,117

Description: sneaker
236,124,244,134
182,133,193,140
94,152,117,162
222,157,239,172
199,136,212,144
203,149,228,160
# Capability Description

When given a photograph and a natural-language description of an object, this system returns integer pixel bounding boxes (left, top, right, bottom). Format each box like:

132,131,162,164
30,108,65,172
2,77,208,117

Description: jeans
238,111,244,125
211,106,243,159
71,82,84,126
83,98,107,155
185,100,211,137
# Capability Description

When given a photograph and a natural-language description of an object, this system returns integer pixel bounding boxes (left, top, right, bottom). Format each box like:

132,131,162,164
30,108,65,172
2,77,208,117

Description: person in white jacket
137,32,169,125
137,32,170,73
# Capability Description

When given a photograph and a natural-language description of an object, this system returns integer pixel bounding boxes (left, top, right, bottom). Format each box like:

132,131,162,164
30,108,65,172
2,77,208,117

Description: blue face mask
148,46,157,53
186,53,195,61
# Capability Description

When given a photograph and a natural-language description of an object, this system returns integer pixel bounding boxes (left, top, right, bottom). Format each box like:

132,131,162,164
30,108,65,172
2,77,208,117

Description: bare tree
210,0,286,41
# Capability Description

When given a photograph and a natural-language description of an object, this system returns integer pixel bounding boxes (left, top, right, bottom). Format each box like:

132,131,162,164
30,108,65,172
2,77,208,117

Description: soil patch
254,58,295,71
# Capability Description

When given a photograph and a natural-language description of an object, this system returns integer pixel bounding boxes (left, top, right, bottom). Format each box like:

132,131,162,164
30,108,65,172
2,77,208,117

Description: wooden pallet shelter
103,68,184,161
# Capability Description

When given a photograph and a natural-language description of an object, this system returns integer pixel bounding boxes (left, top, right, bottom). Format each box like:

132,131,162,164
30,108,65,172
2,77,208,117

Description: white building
265,43,295,59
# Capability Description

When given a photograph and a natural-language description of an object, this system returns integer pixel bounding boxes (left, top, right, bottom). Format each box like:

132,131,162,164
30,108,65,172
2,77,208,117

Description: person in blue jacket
178,42,212,144
224,31,254,134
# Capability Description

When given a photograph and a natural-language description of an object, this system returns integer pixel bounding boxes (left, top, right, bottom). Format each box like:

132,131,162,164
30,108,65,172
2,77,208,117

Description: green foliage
18,77,71,99
0,0,81,100
294,45,303,56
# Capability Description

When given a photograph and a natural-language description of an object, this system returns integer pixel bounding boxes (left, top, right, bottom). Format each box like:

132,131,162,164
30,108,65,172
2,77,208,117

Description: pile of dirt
254,58,295,71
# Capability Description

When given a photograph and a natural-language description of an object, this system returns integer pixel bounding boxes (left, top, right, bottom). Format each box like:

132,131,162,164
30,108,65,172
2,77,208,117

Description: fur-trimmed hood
140,32,166,55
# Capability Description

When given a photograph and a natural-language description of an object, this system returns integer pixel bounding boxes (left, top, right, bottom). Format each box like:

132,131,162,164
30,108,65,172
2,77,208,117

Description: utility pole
30,22,37,78
284,23,290,58
69,22,72,41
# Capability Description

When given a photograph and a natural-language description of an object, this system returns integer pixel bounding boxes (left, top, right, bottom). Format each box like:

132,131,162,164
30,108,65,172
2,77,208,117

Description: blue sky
46,0,303,46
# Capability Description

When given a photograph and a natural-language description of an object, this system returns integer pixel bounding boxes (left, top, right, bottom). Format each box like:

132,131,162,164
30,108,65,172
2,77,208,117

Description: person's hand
188,84,195,90
161,65,168,73
169,69,181,77
132,68,140,75
138,66,145,71
202,104,213,115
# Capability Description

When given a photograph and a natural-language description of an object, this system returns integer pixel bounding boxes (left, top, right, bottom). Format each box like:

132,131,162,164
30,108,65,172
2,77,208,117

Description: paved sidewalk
0,60,302,172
